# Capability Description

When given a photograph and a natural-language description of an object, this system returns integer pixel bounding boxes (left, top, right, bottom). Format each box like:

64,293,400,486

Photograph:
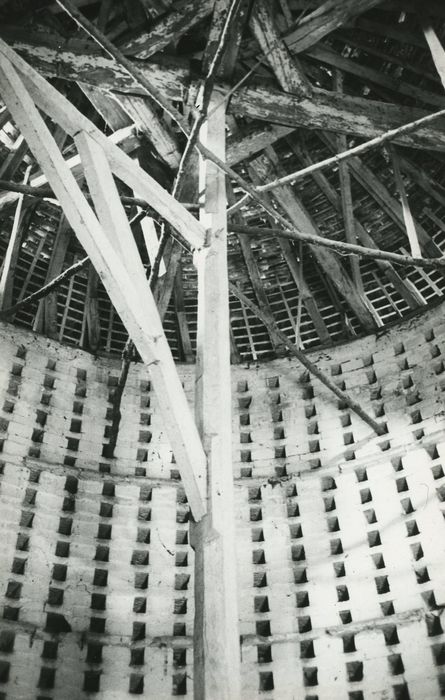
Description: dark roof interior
0,0,445,362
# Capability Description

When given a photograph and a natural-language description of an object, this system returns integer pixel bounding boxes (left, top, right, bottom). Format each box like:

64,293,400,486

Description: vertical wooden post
192,90,241,700
422,17,445,91
0,166,31,310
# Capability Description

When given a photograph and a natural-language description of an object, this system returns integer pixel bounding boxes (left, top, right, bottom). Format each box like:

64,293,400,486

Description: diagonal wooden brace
0,52,207,521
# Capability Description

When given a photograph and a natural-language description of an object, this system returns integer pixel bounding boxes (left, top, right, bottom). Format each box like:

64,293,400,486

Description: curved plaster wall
0,303,445,699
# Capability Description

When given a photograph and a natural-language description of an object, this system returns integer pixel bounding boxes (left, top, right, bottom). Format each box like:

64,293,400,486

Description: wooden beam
288,138,424,309
252,149,377,331
306,43,445,109
422,17,445,92
335,71,364,295
249,0,311,97
39,215,72,338
118,93,181,170
228,13,332,341
283,0,384,54
246,161,331,343
0,38,206,251
81,83,181,171
85,263,101,353
320,132,443,260
278,237,331,342
6,32,445,151
217,0,250,79
229,86,445,152
227,123,294,166
0,255,89,321
0,178,29,310
230,224,445,270
174,262,193,363
388,144,422,258
228,181,286,353
0,52,207,521
397,155,445,211
0,126,140,213
119,0,214,59
154,237,183,320
193,91,241,700
0,137,28,180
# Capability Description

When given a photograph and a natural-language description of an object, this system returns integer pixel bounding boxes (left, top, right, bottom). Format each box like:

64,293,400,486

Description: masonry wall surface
0,304,445,699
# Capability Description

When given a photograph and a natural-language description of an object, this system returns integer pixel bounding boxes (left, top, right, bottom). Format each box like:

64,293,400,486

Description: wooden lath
0,43,207,522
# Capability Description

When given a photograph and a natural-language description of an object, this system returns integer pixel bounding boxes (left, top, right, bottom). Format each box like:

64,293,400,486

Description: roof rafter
5,31,445,151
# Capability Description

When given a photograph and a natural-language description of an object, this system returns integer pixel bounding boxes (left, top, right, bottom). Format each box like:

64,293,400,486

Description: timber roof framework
0,0,445,362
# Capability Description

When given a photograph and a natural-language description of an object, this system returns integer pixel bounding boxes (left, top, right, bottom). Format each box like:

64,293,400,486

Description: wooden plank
306,43,445,109
119,0,214,59
227,123,294,166
193,91,241,700
320,133,443,260
6,32,445,151
283,0,384,54
228,182,284,353
0,125,140,213
278,236,331,342
252,148,377,331
218,0,250,79
140,216,166,278
230,282,385,435
229,85,445,151
79,82,131,129
117,93,181,169
250,16,373,324
422,18,445,92
80,84,182,177
39,215,72,338
0,136,28,179
335,71,364,295
0,179,28,310
288,139,423,310
388,144,422,258
229,325,241,363
250,0,311,96
174,262,193,363
154,237,183,320
398,155,445,211
242,138,331,342
85,263,101,353
202,0,231,73
0,38,206,250
0,53,206,521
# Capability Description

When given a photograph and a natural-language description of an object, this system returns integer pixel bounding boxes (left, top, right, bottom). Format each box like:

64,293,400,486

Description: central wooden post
192,92,241,699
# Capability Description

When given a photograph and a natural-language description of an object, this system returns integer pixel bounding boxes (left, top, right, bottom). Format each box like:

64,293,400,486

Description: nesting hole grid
0,299,444,698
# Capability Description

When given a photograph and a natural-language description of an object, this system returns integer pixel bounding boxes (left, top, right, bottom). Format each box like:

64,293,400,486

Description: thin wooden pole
230,224,445,270
422,18,445,91
335,70,365,293
228,105,445,211
388,144,422,258
0,255,89,320
0,53,207,520
0,180,198,211
192,90,241,700
0,165,31,310
229,283,386,436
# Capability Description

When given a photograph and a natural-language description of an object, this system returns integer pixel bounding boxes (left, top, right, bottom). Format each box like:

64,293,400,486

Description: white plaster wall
0,303,444,698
